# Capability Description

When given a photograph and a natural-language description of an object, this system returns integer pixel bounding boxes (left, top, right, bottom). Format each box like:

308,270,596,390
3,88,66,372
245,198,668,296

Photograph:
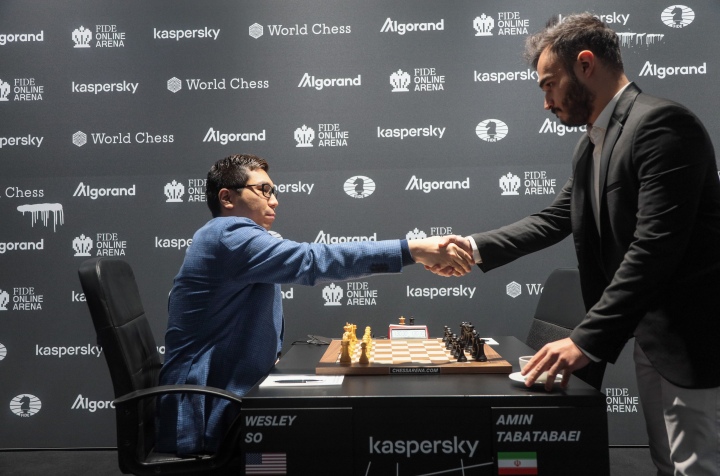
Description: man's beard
554,73,595,127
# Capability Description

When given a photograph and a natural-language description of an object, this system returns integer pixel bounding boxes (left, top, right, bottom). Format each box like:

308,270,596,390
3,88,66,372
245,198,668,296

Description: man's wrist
466,236,482,264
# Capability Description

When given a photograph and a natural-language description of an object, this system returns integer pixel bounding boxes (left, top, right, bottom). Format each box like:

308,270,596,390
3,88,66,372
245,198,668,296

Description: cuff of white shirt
466,236,482,264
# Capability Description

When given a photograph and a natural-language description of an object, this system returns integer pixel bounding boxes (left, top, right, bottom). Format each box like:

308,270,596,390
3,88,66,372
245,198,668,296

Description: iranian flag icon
497,451,538,475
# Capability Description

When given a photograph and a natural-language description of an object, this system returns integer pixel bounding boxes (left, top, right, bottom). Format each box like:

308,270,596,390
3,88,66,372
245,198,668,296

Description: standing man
438,14,720,475
158,154,473,455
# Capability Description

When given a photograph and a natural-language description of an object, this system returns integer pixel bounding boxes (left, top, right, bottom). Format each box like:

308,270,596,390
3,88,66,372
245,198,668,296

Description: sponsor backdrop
0,0,717,449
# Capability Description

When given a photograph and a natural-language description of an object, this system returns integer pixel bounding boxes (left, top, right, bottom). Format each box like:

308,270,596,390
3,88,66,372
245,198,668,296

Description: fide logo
406,228,428,240
499,173,521,195
167,77,182,93
0,289,9,310
72,26,92,47
73,131,87,147
294,125,315,147
476,119,508,142
474,14,494,36
17,203,64,232
0,343,6,361
73,234,94,257
661,5,694,28
0,79,10,101
164,180,185,202
10,394,41,417
322,283,343,306
390,70,411,91
344,176,375,198
506,281,522,298
249,23,263,39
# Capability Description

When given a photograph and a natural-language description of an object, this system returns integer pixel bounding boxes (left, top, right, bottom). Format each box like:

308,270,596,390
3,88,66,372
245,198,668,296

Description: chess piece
399,316,406,325
409,316,415,325
442,326,451,343
457,345,468,363
340,339,352,364
474,338,487,362
359,342,369,364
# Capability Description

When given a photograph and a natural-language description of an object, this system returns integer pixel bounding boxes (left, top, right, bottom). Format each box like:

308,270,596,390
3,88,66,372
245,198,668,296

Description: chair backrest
78,257,162,460
526,267,606,390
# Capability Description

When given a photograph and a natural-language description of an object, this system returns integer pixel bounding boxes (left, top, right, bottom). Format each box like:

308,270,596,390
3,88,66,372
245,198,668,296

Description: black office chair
78,257,243,475
525,267,607,390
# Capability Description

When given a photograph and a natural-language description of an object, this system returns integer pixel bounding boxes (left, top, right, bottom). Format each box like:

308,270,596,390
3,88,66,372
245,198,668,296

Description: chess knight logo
164,180,185,202
499,173,521,195
406,228,428,240
0,289,9,310
661,5,694,28
17,203,64,231
294,125,315,147
476,119,509,142
10,394,42,417
249,23,263,39
322,283,343,306
73,234,94,257
167,77,182,93
506,281,522,298
390,70,411,92
0,80,10,101
343,176,376,198
474,14,495,36
72,26,92,48
73,131,87,147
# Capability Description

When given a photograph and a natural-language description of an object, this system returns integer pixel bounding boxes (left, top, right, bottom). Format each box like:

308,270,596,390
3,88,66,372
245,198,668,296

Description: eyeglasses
236,183,279,199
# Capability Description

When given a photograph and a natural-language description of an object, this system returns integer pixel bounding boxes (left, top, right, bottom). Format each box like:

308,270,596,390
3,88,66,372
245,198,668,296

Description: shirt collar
588,82,633,139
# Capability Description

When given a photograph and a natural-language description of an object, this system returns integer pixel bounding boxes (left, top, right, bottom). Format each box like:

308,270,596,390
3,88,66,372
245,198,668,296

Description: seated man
157,154,472,455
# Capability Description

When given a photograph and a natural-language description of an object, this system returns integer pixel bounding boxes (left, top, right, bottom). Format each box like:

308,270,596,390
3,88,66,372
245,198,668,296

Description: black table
241,336,609,475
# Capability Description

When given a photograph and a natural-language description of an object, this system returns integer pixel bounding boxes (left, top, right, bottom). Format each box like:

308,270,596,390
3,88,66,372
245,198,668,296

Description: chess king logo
10,394,42,417
0,289,9,310
390,70,411,92
17,203,64,232
322,283,343,306
344,176,375,198
72,26,92,47
73,234,94,257
164,180,185,202
661,5,694,28
476,119,509,142
294,125,315,147
499,173,521,196
474,14,494,36
0,80,10,101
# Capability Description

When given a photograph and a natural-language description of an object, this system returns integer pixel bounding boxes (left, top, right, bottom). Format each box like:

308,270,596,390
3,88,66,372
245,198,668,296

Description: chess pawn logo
474,14,494,36
0,289,9,311
405,228,428,240
164,180,185,202
390,70,411,92
72,26,92,48
322,283,343,306
499,173,521,195
73,234,94,257
0,80,10,101
294,125,315,147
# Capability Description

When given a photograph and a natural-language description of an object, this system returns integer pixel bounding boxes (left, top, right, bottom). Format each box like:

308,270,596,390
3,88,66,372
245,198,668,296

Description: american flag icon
245,452,287,475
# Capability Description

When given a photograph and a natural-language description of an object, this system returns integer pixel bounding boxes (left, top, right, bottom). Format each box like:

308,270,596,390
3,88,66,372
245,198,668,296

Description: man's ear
576,50,595,78
218,188,234,210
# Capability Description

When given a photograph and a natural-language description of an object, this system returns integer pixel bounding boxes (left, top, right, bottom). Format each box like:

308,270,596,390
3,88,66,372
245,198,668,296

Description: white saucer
509,371,557,387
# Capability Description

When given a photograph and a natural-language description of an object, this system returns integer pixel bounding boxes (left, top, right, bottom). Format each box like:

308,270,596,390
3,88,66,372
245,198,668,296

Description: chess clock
387,324,429,339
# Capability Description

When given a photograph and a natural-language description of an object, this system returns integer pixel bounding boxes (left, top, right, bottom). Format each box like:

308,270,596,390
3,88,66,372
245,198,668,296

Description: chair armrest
113,384,242,406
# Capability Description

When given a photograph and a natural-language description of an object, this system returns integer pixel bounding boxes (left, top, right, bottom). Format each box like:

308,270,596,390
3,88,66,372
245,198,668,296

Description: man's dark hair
206,154,269,217
524,13,624,74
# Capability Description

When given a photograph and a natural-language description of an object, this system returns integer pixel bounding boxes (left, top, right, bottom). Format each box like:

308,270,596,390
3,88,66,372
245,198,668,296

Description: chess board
316,338,512,375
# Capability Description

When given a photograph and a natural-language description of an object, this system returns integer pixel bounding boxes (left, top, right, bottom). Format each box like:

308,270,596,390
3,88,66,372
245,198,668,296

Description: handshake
407,235,474,277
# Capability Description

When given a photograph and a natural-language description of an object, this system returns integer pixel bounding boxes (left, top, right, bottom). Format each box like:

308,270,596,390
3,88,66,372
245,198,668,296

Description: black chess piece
457,345,468,362
409,316,415,325
474,338,487,362
442,326,450,343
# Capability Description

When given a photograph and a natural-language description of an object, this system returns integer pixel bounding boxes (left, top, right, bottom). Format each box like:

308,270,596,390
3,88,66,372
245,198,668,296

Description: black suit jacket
473,83,720,388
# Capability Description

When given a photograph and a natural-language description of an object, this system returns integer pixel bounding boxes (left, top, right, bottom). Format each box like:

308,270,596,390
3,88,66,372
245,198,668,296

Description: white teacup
519,355,549,383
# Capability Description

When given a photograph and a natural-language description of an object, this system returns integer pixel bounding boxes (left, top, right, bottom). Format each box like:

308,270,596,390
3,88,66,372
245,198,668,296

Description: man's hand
424,235,474,276
408,235,474,276
520,338,591,391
